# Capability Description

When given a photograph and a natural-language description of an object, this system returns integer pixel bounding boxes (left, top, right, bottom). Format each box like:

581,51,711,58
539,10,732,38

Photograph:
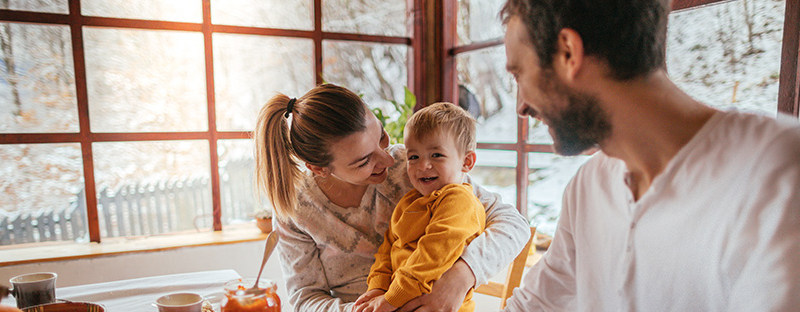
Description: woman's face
325,114,394,186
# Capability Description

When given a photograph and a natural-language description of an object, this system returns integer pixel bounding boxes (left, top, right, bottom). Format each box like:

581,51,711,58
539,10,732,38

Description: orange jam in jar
220,278,281,312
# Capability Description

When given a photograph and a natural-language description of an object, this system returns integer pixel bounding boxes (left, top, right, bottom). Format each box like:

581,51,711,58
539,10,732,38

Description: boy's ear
306,163,329,177
462,151,477,173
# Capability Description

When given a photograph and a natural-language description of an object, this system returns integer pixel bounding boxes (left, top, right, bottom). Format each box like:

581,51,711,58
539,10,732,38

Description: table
4,269,241,311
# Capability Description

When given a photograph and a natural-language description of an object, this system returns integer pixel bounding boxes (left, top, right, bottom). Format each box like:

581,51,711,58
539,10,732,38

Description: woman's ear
462,151,477,173
306,163,329,177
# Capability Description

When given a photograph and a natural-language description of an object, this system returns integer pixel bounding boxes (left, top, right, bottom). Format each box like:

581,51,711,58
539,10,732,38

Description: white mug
154,292,203,312
9,272,58,309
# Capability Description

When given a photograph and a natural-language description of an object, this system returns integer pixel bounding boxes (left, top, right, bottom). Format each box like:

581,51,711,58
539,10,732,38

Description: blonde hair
253,84,369,220
404,102,477,154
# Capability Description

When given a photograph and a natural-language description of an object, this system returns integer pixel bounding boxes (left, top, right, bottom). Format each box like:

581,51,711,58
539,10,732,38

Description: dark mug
8,272,57,309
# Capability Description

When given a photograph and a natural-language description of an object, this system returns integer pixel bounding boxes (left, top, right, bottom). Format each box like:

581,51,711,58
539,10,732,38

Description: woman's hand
354,289,386,312
354,292,397,312
397,259,475,312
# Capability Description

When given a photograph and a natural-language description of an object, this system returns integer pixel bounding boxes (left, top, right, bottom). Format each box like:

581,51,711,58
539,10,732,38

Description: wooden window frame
437,0,800,217
0,0,417,243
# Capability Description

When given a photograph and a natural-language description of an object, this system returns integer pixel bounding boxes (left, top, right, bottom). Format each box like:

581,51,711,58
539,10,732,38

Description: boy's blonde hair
404,102,477,154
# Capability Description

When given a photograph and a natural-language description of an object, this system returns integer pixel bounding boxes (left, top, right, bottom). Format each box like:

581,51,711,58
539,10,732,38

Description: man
500,0,800,311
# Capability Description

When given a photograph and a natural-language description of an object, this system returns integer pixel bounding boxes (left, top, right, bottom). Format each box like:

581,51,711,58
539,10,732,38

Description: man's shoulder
717,110,800,143
714,110,800,160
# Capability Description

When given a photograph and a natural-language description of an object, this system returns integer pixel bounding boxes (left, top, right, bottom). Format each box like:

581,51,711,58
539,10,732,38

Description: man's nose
515,89,528,117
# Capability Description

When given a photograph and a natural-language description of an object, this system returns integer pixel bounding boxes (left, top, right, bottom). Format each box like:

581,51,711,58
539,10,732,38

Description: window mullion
201,0,222,231
69,0,101,243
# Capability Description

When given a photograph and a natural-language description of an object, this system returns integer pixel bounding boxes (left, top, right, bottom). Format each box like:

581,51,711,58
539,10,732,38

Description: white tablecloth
49,269,240,311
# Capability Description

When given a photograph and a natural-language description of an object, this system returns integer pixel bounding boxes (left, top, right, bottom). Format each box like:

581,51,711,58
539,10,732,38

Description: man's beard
539,70,612,156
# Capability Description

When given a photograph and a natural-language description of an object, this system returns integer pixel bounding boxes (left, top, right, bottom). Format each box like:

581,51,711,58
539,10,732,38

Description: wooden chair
474,226,541,309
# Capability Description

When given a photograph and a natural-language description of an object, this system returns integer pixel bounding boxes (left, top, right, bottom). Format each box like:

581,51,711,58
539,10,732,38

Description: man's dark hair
501,0,669,80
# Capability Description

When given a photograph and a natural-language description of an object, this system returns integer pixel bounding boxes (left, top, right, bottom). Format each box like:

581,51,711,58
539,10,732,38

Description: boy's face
405,130,475,196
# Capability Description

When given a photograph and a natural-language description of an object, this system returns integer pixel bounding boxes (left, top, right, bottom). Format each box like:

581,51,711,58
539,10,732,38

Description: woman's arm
275,219,354,312
461,175,530,287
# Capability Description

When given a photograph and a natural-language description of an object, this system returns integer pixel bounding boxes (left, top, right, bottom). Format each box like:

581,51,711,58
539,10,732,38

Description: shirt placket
619,174,642,309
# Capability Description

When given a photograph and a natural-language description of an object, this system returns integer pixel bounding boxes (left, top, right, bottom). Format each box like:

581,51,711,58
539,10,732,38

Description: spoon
246,231,279,295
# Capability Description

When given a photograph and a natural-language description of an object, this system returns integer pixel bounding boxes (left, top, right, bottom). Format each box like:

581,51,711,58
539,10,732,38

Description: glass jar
220,278,281,312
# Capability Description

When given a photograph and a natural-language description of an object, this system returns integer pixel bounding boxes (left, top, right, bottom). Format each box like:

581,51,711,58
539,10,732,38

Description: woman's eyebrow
349,154,370,166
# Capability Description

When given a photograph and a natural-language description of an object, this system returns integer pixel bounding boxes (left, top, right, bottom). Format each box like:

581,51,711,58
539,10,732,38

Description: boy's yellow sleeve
367,226,395,291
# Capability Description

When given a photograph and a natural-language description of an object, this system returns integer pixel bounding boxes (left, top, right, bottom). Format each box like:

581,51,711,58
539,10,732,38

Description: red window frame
0,0,417,243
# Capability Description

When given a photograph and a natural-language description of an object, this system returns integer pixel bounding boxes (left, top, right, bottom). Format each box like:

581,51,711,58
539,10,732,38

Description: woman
254,84,528,312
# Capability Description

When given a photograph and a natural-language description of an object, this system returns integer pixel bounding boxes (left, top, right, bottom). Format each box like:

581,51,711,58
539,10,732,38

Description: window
447,0,799,236
0,0,414,246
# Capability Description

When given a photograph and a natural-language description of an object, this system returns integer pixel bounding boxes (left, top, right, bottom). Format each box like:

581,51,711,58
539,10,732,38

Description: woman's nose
379,149,394,167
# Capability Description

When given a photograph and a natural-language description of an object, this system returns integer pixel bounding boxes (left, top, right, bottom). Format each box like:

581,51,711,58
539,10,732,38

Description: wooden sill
0,223,267,266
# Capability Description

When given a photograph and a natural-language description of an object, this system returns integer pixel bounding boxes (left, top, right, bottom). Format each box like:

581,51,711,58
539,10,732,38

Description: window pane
214,34,314,131
322,0,406,36
84,27,208,132
92,140,211,238
528,153,590,236
210,0,313,30
471,149,517,210
0,23,77,133
81,0,202,23
218,139,261,224
456,0,505,45
0,143,88,245
456,45,518,143
323,40,408,114
666,0,785,115
0,0,67,14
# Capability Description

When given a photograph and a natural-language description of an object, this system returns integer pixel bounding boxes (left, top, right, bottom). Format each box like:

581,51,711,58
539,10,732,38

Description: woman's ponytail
254,94,301,220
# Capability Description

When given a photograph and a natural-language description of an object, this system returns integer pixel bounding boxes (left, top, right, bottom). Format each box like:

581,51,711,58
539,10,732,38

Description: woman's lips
371,168,386,176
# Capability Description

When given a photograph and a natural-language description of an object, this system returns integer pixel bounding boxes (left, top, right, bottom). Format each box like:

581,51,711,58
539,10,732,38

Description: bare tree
0,1,21,116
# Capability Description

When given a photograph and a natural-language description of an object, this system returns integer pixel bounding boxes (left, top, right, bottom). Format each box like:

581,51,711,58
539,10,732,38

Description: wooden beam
408,0,424,107
450,38,504,55
0,9,68,25
778,0,800,117
442,0,457,104
322,32,410,45
671,0,729,11
314,0,323,85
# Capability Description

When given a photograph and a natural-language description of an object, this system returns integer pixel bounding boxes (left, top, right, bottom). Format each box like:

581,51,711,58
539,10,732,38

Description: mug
155,293,203,312
9,272,57,309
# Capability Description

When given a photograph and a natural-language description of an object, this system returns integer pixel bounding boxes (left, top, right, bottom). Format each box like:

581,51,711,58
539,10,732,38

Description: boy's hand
354,289,385,311
355,296,398,312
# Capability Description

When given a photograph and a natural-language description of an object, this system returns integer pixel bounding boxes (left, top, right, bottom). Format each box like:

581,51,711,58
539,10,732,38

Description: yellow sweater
367,183,486,311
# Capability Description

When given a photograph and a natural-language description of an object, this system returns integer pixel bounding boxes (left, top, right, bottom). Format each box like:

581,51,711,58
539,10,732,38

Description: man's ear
306,163,329,177
553,28,585,83
462,151,477,173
